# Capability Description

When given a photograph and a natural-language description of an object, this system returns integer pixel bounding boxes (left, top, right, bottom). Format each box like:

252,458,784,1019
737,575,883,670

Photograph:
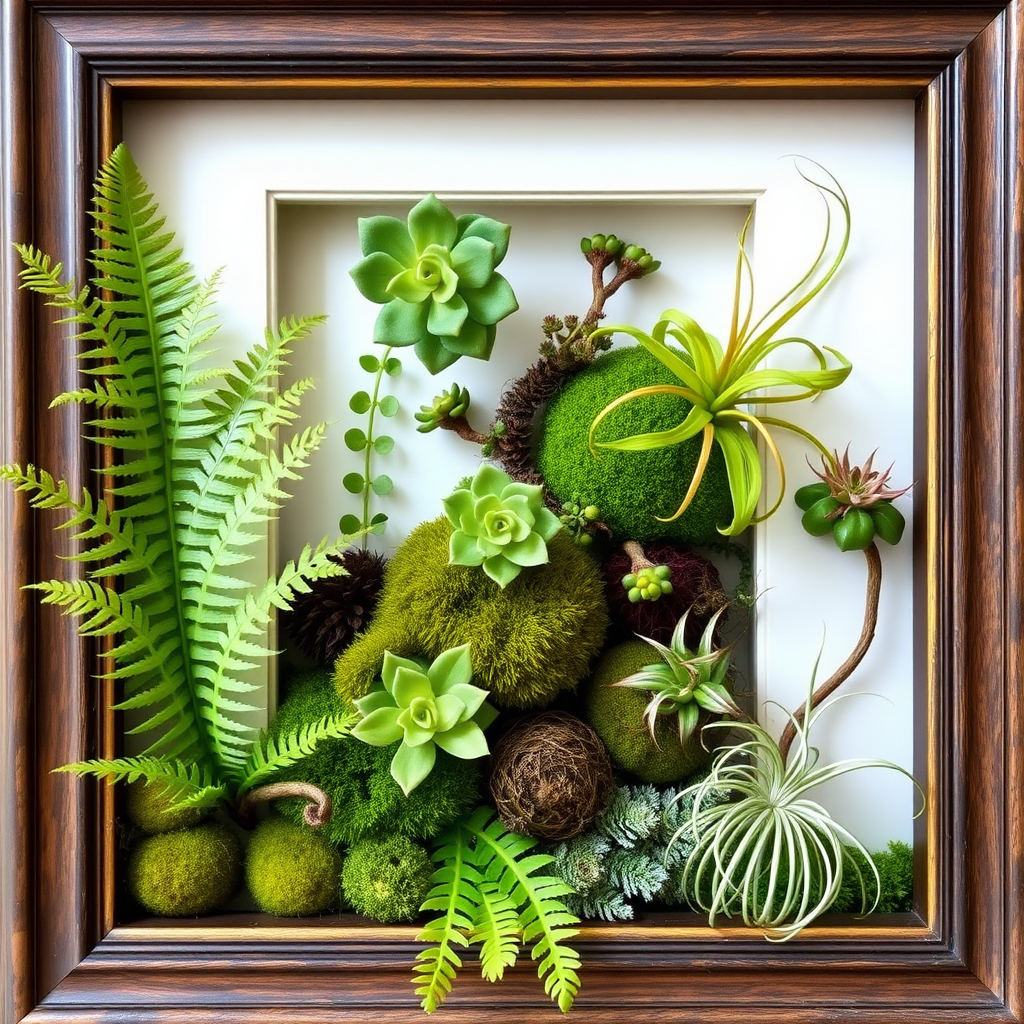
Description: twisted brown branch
777,542,882,764
237,781,332,828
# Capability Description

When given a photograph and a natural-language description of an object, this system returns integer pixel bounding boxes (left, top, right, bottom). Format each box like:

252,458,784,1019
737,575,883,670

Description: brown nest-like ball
488,711,613,841
603,542,728,648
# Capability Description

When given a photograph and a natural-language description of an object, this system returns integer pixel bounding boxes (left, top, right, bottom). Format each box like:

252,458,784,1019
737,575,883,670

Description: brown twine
237,782,333,829
488,711,613,841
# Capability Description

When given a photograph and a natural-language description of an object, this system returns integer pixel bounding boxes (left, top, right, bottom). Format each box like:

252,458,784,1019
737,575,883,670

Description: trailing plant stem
777,541,882,763
361,346,392,551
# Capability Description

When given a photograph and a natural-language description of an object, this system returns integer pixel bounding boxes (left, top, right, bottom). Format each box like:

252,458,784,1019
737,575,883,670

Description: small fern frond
472,881,521,982
235,711,358,796
14,244,73,298
53,755,226,809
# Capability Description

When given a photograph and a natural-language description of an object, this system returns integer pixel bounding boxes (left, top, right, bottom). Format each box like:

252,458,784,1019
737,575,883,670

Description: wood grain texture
1,1,1021,1021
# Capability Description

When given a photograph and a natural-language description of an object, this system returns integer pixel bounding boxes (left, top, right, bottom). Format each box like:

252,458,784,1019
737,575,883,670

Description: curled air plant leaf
587,163,853,537
351,645,498,796
673,677,923,941
795,447,912,552
614,606,743,749
349,194,519,375
443,463,562,588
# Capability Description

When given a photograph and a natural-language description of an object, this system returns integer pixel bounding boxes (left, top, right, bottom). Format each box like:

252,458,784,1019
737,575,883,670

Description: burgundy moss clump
603,542,728,647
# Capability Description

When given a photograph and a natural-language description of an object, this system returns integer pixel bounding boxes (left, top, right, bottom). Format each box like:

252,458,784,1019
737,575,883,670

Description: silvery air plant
351,644,497,795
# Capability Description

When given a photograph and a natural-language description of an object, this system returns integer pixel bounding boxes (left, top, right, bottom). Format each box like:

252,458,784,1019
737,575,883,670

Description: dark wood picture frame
2,2,1022,1021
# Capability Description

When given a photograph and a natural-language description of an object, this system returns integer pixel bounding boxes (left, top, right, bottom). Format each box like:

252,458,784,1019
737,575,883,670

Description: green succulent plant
415,382,471,433
349,194,519,374
795,447,911,552
587,163,853,537
614,606,743,749
352,645,498,796
443,463,562,588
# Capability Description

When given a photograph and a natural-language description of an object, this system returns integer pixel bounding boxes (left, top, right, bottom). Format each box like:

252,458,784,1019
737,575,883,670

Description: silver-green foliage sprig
3,143,357,811
340,347,401,548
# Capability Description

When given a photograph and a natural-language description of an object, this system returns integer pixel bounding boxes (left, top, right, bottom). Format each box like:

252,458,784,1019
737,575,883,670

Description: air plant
587,163,854,536
674,678,922,941
613,606,743,748
795,446,912,551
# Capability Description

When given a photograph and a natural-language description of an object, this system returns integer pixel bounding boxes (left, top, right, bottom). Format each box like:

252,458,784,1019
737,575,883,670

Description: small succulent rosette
349,194,519,374
443,463,562,588
351,645,497,796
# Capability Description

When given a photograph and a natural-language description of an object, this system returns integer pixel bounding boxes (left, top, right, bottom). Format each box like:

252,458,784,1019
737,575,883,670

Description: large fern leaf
53,755,227,809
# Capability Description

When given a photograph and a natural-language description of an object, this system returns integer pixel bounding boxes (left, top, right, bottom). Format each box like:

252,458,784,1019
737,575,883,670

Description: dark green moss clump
583,640,714,784
127,822,241,916
271,669,481,847
537,345,733,543
341,835,433,923
334,517,608,708
125,778,209,835
245,817,342,916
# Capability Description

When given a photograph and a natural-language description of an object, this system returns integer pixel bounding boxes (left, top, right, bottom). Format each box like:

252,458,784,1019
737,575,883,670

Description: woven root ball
127,822,241,917
536,345,733,543
342,835,434,923
584,640,718,784
125,778,210,835
245,817,342,916
603,542,729,648
334,517,608,709
488,711,613,840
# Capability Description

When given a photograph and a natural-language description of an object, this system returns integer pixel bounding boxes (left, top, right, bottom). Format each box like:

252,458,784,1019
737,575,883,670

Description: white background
124,99,917,849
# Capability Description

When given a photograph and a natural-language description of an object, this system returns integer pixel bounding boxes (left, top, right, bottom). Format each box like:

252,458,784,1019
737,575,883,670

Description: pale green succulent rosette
349,194,519,375
443,463,563,588
352,645,497,796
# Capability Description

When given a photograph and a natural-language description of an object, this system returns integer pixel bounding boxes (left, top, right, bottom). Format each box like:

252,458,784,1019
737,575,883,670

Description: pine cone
281,548,387,667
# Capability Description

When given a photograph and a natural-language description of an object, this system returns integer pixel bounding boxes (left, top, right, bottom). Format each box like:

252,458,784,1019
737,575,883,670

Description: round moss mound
583,641,716,784
341,835,433,923
127,822,241,917
245,816,342,916
125,779,210,835
271,669,481,847
537,345,733,543
334,517,608,708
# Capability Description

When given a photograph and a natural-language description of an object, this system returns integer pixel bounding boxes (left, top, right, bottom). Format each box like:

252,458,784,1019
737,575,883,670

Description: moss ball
342,835,433,923
245,817,342,916
270,669,480,846
537,345,732,543
127,822,241,916
334,516,608,709
125,779,210,835
583,641,716,784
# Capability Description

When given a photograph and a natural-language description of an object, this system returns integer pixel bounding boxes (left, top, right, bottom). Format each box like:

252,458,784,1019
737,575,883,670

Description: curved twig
778,542,882,764
237,781,332,828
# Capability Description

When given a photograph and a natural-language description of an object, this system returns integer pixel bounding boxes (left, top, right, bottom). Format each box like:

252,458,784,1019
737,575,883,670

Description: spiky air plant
587,162,853,537
796,446,912,551
613,606,743,748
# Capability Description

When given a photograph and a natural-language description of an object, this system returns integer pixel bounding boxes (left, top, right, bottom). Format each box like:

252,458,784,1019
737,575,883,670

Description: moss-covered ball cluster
334,517,608,709
537,345,733,543
583,640,716,784
127,822,241,916
271,669,481,847
341,835,434,923
126,778,209,835
245,817,342,916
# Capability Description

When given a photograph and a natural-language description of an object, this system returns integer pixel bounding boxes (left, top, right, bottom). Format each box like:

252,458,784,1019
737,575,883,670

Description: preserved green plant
3,144,356,814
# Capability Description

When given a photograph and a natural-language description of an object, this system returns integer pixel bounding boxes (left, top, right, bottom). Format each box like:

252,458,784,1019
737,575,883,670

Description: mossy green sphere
271,669,481,846
245,817,342,916
334,516,608,709
537,345,733,543
583,640,715,784
341,835,433,923
125,778,209,835
127,822,241,916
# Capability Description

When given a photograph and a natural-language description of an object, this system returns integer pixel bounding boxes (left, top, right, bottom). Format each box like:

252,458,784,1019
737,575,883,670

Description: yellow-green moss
245,817,341,916
537,345,733,543
341,835,433,923
583,641,714,784
125,778,209,835
334,517,608,708
127,822,241,916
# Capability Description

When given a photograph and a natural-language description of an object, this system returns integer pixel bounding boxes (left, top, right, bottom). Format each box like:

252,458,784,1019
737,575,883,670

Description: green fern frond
472,881,521,982
53,755,226,809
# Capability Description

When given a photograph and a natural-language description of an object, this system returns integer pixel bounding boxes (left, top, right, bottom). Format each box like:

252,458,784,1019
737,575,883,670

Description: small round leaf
378,395,399,417
344,427,367,452
373,434,395,455
339,514,362,535
358,354,381,373
371,474,394,496
383,357,403,377
349,391,372,414
343,472,366,494
370,512,388,535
